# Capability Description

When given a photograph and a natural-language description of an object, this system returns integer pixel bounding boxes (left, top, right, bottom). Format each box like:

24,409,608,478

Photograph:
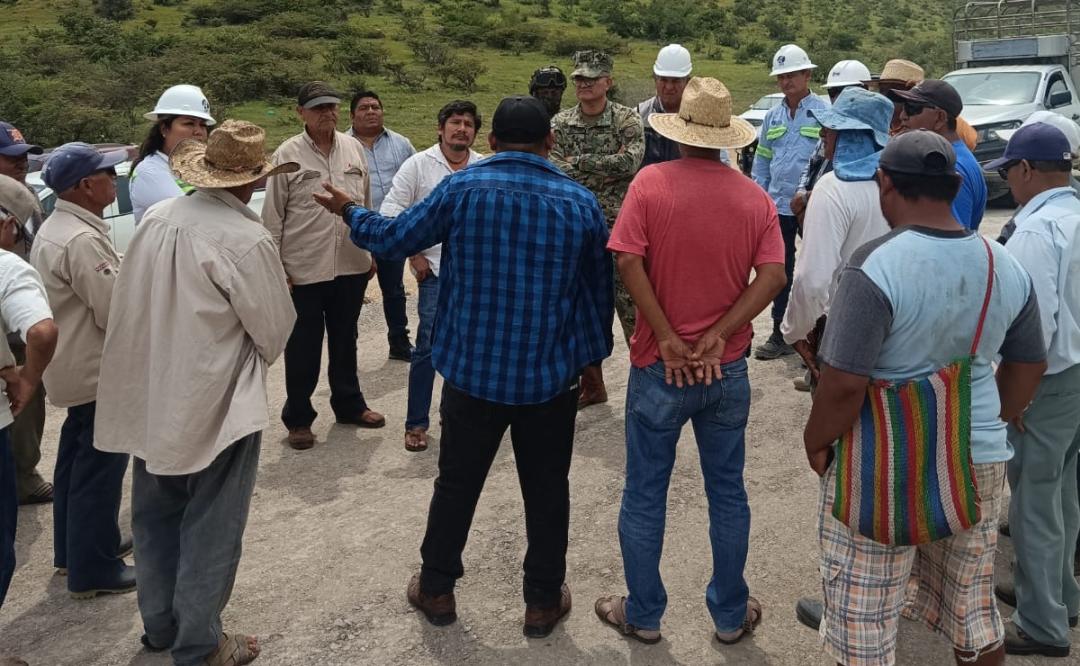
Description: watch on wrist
340,201,358,217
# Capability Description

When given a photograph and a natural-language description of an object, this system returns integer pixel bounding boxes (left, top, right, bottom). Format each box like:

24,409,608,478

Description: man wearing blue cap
29,142,135,599
0,121,52,507
987,122,1080,658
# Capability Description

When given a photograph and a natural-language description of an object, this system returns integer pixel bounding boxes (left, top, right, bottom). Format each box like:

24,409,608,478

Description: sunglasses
902,101,934,117
996,160,1021,181
573,77,602,88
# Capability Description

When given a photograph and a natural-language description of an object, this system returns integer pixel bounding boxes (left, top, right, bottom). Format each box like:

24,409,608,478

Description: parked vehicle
949,0,1080,200
27,160,266,254
739,93,830,128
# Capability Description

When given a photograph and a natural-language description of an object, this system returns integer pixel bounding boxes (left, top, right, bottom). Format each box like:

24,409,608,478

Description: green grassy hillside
0,0,953,150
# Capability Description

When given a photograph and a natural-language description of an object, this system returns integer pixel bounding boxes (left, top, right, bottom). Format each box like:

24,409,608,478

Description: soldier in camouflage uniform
551,50,644,408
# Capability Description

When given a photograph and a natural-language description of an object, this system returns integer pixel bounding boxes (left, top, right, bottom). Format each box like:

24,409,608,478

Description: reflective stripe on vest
800,125,821,140
756,145,774,160
765,126,787,141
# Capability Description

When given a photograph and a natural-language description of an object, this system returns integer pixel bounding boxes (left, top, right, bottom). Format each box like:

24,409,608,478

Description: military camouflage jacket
550,101,644,222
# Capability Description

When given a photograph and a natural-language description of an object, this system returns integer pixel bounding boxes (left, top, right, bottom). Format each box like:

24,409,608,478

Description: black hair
1029,159,1073,173
881,168,962,202
438,100,482,130
493,137,547,153
132,116,177,172
350,90,381,115
946,115,958,131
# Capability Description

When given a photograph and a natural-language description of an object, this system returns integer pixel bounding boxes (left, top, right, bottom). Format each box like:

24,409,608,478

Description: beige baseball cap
0,174,39,225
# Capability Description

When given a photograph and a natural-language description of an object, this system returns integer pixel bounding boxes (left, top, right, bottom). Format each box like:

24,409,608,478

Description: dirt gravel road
2,207,1066,665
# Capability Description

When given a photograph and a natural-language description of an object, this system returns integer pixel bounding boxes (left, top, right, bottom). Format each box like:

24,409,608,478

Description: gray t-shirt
820,225,1045,463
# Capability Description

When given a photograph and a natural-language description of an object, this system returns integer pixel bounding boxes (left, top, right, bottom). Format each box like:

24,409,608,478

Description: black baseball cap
297,81,342,109
887,79,963,118
878,129,958,176
491,96,551,143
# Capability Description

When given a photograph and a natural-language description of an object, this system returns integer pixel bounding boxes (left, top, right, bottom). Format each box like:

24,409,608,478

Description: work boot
1004,623,1070,657
754,323,794,360
407,573,457,626
388,334,413,362
287,427,315,450
577,365,608,410
523,584,571,638
70,563,137,600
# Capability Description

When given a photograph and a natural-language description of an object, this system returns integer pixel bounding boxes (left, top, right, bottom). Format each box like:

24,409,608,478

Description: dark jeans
282,274,371,429
9,339,48,500
374,255,410,343
770,214,800,324
1,429,14,607
132,433,261,666
53,401,129,591
420,381,579,608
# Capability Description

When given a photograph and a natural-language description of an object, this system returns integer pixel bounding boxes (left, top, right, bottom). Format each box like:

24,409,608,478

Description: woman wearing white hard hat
130,84,216,224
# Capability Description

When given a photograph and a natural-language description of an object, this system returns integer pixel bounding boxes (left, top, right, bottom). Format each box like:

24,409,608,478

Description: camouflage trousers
612,256,635,346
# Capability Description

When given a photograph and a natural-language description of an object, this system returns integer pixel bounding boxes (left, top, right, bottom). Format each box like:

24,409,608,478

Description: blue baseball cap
41,142,127,194
0,122,43,158
985,122,1074,170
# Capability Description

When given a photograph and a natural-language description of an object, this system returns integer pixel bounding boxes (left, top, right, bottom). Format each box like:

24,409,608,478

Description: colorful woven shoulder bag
830,237,994,546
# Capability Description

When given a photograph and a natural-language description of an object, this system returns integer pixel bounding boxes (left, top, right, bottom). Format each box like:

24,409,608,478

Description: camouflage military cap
571,50,613,78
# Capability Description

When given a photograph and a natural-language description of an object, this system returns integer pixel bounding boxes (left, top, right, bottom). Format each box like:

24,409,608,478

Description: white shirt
0,250,52,429
95,189,296,474
781,172,890,344
1006,186,1080,375
130,151,188,225
378,144,484,277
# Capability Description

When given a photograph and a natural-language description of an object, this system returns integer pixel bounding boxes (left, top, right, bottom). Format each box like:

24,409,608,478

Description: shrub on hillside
385,61,427,91
327,34,390,75
435,55,487,93
543,29,626,57
484,10,547,53
734,38,769,65
95,0,134,21
258,11,343,38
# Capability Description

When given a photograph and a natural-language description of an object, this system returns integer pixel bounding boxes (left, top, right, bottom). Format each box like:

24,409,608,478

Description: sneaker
523,584,571,638
754,332,794,360
793,373,812,392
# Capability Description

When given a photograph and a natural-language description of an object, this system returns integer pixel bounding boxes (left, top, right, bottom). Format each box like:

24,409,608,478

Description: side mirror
1050,90,1073,108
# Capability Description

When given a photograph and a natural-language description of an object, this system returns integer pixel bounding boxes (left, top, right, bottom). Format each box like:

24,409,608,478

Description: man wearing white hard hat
751,44,828,360
638,44,699,168
130,84,216,225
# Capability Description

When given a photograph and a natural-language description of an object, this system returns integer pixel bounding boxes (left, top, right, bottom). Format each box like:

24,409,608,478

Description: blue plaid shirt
344,151,615,405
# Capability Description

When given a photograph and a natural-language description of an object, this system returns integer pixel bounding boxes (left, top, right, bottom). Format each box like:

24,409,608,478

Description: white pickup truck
943,64,1080,200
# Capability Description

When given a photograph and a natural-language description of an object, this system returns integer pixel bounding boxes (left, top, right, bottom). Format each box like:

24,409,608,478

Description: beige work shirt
262,130,373,285
29,200,120,408
94,188,296,475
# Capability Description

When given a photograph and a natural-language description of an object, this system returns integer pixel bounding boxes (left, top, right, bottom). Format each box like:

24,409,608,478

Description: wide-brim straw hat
649,77,757,150
865,59,925,87
171,119,298,189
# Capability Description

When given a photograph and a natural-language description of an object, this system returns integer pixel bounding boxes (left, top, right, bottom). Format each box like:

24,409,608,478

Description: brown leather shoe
406,573,456,626
523,583,571,638
577,366,608,410
287,427,315,450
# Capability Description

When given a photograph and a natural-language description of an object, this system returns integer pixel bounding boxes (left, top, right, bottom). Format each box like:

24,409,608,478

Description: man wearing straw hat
95,120,297,666
595,77,786,647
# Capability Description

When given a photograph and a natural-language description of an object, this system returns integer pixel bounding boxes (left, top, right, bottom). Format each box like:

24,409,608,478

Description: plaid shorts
817,461,1006,666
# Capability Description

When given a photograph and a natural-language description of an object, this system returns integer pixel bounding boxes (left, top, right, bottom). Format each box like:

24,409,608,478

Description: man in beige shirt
262,81,384,451
95,121,297,666
29,142,133,599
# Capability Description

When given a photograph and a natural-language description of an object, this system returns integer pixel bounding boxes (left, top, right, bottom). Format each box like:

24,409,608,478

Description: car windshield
751,95,782,111
942,72,1041,105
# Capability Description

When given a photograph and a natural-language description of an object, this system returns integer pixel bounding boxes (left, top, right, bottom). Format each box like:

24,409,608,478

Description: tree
95,0,135,21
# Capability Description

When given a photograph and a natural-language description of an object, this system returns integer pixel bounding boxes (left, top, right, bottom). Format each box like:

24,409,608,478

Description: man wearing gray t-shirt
803,131,1047,666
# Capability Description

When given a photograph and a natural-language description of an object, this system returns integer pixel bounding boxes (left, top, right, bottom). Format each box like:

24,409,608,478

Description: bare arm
1,318,58,416
803,363,868,475
996,360,1047,424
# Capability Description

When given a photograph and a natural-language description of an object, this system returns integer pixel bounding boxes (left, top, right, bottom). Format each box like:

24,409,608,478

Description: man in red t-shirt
593,77,786,648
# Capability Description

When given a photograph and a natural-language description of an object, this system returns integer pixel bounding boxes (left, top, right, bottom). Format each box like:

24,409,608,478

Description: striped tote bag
830,237,993,546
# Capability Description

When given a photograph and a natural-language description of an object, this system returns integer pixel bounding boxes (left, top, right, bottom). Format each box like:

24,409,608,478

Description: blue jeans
133,433,261,666
620,358,752,633
406,275,439,430
53,401,129,592
0,429,14,607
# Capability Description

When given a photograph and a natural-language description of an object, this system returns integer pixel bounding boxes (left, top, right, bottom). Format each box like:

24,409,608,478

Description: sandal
336,409,386,429
404,428,428,452
594,595,661,644
206,632,260,666
715,595,762,645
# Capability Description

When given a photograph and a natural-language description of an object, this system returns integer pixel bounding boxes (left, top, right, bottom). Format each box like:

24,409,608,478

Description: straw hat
171,120,298,189
648,77,757,150
867,59,925,87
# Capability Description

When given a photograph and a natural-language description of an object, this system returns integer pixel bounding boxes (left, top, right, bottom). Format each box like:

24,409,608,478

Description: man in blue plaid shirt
315,95,614,639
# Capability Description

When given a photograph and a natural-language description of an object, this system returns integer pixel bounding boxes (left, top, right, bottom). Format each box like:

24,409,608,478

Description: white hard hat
144,84,216,125
825,60,872,89
654,44,692,78
1011,110,1080,153
770,44,817,77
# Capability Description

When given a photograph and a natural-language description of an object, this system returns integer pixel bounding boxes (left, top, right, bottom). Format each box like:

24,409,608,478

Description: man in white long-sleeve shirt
780,88,893,390
379,100,483,453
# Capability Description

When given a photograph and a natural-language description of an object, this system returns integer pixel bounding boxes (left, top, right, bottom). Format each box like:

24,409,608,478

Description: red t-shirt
607,159,785,368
